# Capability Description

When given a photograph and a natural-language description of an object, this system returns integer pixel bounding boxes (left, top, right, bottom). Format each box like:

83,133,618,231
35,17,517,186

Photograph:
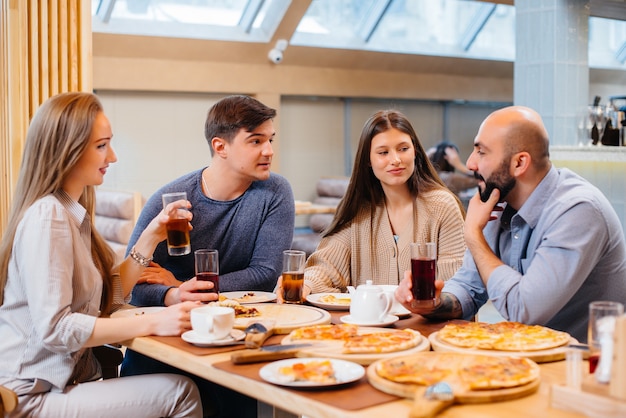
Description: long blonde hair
0,92,116,311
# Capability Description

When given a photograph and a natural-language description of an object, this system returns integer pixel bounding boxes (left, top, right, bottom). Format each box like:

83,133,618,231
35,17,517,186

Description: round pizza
375,352,540,390
436,321,570,351
288,324,421,354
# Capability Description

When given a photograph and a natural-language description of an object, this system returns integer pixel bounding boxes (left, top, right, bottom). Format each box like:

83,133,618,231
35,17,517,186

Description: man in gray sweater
122,95,295,418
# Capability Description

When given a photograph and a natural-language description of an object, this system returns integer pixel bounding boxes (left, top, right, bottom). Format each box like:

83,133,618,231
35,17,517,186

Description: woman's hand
275,275,311,304
151,301,200,336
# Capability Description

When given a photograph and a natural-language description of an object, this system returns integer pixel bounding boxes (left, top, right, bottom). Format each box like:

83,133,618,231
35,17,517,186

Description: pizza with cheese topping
436,321,570,351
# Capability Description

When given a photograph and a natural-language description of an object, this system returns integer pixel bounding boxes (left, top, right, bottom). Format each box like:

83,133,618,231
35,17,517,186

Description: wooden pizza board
429,331,575,363
280,327,430,365
367,352,540,413
233,303,331,334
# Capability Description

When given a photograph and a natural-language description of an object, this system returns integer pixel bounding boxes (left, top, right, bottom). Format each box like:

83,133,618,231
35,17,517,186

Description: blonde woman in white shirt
0,92,202,417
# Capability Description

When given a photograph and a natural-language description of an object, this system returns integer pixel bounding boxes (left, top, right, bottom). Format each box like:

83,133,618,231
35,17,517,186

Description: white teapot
349,280,393,324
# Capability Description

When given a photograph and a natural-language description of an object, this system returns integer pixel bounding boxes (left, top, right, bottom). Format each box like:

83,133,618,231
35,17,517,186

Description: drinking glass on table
282,250,306,304
195,249,219,294
410,242,437,308
587,300,624,374
162,191,191,256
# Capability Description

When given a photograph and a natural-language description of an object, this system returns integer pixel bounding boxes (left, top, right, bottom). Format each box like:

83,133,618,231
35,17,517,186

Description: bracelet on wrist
129,246,152,268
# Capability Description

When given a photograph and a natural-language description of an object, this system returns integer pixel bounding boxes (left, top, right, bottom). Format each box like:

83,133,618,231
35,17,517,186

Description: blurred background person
428,141,479,208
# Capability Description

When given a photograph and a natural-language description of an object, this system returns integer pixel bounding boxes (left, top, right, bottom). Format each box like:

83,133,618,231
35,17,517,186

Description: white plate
340,314,399,327
259,357,365,388
306,293,351,310
181,329,246,347
221,291,277,304
233,304,331,334
378,285,411,318
391,306,411,318
110,306,165,318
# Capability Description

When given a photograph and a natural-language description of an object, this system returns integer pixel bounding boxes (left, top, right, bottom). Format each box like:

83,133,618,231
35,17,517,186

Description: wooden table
294,201,336,215
121,310,588,418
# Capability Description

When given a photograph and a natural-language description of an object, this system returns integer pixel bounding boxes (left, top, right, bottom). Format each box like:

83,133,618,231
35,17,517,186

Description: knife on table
230,343,313,364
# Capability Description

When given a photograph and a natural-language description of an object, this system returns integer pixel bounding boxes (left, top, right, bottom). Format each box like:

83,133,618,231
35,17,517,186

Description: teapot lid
357,280,381,291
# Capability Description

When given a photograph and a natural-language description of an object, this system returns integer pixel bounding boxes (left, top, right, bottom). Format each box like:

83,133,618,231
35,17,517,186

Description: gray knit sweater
128,168,295,306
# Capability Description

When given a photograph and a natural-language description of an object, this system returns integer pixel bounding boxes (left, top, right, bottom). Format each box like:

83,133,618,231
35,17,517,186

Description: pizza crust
288,324,421,354
437,321,570,352
376,352,540,390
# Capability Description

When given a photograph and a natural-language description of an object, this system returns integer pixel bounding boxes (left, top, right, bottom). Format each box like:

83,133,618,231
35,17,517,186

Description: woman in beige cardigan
279,109,466,298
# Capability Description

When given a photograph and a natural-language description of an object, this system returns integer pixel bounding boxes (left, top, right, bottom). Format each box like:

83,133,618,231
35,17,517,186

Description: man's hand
396,271,463,320
137,262,183,287
396,270,445,314
163,277,219,306
464,188,502,241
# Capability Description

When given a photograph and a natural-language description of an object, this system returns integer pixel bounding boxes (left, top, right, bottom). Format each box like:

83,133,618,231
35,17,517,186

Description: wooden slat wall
0,0,91,235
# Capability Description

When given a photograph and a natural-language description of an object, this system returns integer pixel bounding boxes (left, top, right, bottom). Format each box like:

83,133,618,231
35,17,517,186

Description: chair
93,189,144,379
291,177,349,256
93,344,124,380
0,385,17,415
94,189,145,264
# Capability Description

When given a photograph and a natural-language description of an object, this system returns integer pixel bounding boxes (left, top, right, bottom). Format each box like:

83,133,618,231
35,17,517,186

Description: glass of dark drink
162,191,191,256
410,242,437,308
282,250,306,304
195,249,219,294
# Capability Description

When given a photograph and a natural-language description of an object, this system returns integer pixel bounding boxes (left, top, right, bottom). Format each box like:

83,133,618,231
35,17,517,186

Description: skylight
91,0,626,70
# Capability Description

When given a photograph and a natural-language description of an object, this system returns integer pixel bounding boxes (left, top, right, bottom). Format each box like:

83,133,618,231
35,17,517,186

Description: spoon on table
244,322,274,348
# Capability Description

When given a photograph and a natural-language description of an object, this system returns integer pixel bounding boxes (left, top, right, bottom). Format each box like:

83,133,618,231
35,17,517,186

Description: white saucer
181,329,245,347
340,314,399,327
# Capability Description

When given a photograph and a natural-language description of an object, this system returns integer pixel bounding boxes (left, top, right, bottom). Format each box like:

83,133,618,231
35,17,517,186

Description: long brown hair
324,109,462,237
0,92,116,311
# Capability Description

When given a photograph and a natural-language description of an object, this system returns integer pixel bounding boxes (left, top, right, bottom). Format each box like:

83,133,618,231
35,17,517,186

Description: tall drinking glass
283,250,306,304
162,192,191,256
588,300,624,373
195,249,219,294
410,242,437,308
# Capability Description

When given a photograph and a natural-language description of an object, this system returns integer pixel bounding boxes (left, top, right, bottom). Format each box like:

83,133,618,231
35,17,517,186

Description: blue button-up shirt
444,167,626,342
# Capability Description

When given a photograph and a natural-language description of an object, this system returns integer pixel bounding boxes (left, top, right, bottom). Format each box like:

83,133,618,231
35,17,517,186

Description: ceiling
91,0,626,71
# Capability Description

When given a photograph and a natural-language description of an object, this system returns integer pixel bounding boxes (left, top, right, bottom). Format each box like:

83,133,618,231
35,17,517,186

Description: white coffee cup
350,280,393,323
378,284,409,316
191,306,235,341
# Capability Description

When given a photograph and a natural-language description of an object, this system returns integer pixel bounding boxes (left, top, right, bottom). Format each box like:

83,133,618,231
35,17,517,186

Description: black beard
477,160,516,203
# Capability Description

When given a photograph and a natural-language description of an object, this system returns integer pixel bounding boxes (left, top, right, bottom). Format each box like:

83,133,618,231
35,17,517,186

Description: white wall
97,91,221,200
97,91,505,212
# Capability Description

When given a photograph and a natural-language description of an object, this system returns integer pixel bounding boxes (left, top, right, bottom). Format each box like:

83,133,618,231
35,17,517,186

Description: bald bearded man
396,106,626,342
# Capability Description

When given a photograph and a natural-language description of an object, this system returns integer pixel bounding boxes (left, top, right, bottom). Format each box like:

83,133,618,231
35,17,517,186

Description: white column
514,0,589,146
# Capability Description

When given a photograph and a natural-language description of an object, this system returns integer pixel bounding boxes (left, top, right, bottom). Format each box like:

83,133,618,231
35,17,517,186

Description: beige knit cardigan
304,189,466,293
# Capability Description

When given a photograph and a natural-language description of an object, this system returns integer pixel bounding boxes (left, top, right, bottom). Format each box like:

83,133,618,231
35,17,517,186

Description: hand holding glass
162,192,191,256
282,250,306,304
195,249,219,294
411,242,436,307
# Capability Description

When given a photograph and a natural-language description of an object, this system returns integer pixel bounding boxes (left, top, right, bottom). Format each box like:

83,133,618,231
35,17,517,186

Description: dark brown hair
204,95,276,156
324,109,458,236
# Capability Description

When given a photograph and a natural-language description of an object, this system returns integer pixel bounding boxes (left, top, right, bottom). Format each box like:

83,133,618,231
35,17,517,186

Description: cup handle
379,293,393,321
